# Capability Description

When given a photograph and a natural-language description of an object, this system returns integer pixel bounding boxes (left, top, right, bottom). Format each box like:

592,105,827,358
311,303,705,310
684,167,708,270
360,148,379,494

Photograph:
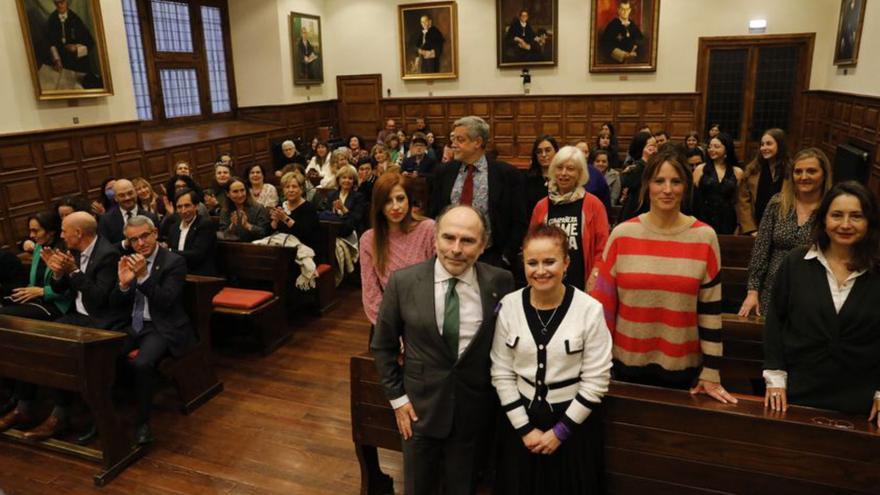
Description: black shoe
76,424,98,445
135,423,154,446
369,473,394,495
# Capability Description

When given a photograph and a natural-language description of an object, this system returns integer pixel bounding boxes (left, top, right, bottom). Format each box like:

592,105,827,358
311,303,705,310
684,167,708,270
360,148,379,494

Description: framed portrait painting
497,0,557,67
290,12,324,85
590,0,660,73
833,0,866,66
398,1,458,80
15,0,113,100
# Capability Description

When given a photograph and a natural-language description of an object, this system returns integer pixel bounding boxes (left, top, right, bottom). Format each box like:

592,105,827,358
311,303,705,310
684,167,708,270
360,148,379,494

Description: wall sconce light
520,68,531,94
749,19,767,34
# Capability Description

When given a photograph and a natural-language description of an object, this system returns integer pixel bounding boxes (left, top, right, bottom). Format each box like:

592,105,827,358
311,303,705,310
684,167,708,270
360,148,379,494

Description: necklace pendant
541,327,548,335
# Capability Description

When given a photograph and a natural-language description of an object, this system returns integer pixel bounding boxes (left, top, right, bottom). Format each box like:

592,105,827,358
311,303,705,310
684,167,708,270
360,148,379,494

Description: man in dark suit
402,135,438,179
413,14,445,73
160,189,218,276
47,0,99,87
110,215,194,445
504,10,546,63
430,116,527,272
298,24,321,80
2,212,128,440
98,179,159,246
372,205,515,495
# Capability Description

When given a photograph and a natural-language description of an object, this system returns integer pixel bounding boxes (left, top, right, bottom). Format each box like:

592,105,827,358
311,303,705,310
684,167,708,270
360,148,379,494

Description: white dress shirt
74,237,98,316
177,218,193,251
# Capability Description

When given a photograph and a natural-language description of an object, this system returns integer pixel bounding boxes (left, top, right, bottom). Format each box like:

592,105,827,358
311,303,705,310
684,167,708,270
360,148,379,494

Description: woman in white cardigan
491,223,612,495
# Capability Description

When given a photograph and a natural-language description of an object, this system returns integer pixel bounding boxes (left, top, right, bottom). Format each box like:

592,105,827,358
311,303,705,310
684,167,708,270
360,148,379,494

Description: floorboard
0,286,405,494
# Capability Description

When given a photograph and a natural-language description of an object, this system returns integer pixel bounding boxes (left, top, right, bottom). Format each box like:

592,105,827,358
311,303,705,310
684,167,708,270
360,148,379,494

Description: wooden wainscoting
238,100,338,145
801,90,880,196
380,93,700,162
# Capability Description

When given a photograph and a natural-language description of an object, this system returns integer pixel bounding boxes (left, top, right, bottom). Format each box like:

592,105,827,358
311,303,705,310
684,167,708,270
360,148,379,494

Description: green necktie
442,278,460,357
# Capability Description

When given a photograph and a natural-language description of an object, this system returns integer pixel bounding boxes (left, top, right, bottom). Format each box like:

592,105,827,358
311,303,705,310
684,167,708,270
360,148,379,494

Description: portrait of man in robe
590,0,659,73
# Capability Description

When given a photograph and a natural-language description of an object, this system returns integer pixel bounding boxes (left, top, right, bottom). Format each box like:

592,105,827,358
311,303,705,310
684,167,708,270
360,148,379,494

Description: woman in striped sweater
591,148,737,403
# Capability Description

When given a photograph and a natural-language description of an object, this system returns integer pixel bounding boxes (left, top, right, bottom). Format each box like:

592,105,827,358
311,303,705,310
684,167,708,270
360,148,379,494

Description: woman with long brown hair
737,128,790,235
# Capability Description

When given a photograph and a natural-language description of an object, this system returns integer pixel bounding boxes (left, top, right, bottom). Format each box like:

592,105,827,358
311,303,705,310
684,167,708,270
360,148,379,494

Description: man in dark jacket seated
160,189,218,276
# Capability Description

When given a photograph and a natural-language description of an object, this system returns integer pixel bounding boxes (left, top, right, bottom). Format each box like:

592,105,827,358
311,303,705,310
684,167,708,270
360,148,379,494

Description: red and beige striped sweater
590,214,723,383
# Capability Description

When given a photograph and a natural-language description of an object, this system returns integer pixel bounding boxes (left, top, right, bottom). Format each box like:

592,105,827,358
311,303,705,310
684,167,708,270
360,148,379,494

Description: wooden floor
0,286,405,494
142,120,282,151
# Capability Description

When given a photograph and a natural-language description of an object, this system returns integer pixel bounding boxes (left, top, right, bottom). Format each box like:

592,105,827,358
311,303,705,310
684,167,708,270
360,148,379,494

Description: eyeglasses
126,231,155,245
811,417,854,429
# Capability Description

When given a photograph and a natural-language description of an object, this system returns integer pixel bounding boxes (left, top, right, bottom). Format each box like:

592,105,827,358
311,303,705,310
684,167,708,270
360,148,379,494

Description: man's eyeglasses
126,231,155,245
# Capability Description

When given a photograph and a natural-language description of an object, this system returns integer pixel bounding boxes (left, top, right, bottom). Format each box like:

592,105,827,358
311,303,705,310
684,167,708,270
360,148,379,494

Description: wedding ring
771,392,780,397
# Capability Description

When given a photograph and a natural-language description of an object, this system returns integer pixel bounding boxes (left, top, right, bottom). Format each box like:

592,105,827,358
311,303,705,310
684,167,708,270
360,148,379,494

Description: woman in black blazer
764,181,880,426
161,189,218,276
318,165,365,237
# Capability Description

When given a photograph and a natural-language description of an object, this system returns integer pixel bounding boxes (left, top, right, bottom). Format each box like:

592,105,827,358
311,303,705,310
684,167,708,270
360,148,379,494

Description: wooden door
336,74,383,145
697,34,814,161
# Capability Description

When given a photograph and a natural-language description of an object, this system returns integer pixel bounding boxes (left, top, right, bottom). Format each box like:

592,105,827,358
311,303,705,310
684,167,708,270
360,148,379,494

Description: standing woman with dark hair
739,148,832,317
763,181,880,426
685,130,706,162
693,132,743,234
617,131,657,222
592,149,736,403
218,177,271,242
524,135,560,214
737,128,790,235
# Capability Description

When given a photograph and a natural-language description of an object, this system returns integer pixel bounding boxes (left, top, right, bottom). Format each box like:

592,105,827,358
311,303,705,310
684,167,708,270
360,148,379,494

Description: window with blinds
160,69,202,118
122,0,153,121
202,6,231,114
151,0,194,53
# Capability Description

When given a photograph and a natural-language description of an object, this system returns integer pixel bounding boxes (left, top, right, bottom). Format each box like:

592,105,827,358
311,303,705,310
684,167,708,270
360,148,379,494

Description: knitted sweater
359,219,436,324
590,214,723,383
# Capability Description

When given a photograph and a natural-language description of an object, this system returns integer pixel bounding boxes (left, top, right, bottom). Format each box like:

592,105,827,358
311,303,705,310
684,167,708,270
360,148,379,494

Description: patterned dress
746,194,816,312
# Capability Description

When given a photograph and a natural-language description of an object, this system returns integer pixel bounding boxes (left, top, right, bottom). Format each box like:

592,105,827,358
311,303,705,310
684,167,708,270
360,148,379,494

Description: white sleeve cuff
390,394,410,409
874,390,880,401
763,369,788,389
50,46,60,62
76,45,88,58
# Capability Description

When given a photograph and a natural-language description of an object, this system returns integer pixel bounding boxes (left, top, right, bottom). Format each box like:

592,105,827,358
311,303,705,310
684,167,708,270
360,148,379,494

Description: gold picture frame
290,11,324,85
15,0,114,100
833,0,866,66
398,1,458,80
589,0,660,73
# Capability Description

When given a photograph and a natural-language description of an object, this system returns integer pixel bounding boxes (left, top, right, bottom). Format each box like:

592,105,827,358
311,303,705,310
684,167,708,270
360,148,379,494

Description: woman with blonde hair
739,147,833,316
132,177,160,215
371,143,393,175
530,145,609,291
319,165,366,236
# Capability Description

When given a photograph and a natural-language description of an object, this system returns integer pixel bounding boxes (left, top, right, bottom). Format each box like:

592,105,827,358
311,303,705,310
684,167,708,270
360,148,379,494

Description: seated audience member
693,132,743,235
425,131,440,160
430,116,527,270
347,135,369,165
440,143,455,164
217,153,234,168
304,137,319,163
245,163,279,209
706,123,721,145
55,195,90,220
205,162,233,215
305,141,334,188
654,130,670,147
218,177,271,242
685,148,704,172
593,149,621,206
618,131,657,222
414,117,430,135
595,129,620,169
401,135,438,178
685,130,706,162
572,140,611,212
376,118,396,146
491,224,612,494
529,146,609,291
739,148,832,317
275,140,307,176
304,166,322,203
98,179,159,245
763,181,880,426
0,211,73,320
110,215,194,444
174,160,192,177
270,171,320,251
397,129,410,155
371,144,393,176
525,135,559,214
737,128,789,235
356,157,377,207
132,177,160,217
592,149,736,404
359,173,435,327
162,174,207,218
91,176,117,216
385,133,403,165
161,189,218,276
319,165,366,237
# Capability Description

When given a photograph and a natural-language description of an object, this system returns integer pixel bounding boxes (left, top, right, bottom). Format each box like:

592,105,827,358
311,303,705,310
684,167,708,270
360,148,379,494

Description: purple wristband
552,421,572,442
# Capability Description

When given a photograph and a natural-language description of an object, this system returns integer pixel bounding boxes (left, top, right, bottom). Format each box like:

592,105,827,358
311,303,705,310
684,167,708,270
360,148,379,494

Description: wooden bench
350,352,879,494
718,234,755,314
215,241,290,355
0,315,146,486
720,313,765,395
157,275,225,413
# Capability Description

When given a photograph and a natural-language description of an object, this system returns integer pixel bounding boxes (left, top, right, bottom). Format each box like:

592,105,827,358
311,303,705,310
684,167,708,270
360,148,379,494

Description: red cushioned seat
212,287,274,309
316,263,332,276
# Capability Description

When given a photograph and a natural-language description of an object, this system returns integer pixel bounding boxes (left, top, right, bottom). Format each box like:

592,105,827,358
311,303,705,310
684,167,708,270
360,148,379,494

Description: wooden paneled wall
238,100,338,145
380,93,700,161
801,90,880,195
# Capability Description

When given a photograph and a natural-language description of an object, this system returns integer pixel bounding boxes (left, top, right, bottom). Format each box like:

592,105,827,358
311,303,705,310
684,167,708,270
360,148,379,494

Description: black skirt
494,398,605,495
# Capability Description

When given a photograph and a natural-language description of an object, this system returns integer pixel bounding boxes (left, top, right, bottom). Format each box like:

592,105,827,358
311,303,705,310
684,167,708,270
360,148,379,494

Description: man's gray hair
125,215,156,231
281,140,295,149
435,204,490,244
452,116,490,149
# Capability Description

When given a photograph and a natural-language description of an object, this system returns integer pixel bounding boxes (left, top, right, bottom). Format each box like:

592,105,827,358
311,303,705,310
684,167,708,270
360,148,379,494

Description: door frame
695,33,815,155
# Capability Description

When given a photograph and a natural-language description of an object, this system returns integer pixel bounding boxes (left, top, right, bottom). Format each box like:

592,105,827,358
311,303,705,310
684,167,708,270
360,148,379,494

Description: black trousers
403,424,479,495
119,324,169,424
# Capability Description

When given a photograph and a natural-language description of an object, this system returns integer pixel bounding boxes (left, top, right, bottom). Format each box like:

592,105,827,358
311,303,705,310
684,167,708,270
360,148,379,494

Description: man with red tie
430,116,527,271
